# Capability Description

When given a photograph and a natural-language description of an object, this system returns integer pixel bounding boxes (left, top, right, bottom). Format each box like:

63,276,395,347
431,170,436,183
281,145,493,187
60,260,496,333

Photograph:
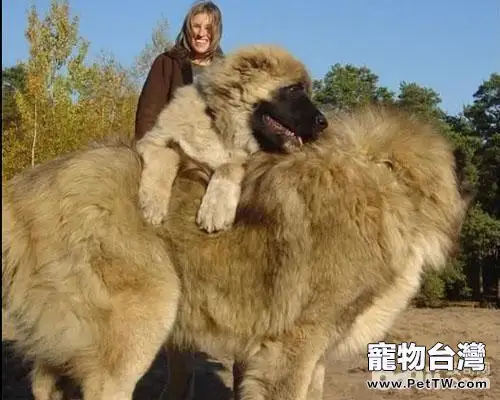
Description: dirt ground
2,307,498,399
323,306,499,400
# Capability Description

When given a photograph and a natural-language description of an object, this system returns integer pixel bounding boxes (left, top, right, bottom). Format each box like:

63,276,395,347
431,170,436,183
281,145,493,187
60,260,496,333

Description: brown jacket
134,47,193,141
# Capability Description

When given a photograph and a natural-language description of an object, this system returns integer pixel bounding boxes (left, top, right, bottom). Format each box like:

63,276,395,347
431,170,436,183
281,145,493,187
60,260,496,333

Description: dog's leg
136,120,233,229
196,161,246,233
169,134,247,233
138,146,180,226
237,326,328,400
139,124,246,233
75,209,180,400
80,238,180,400
2,308,17,341
31,361,63,400
306,357,325,400
79,286,179,400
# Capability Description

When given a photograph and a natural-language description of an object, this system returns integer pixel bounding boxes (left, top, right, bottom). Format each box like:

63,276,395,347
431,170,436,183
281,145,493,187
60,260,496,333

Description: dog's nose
315,113,328,129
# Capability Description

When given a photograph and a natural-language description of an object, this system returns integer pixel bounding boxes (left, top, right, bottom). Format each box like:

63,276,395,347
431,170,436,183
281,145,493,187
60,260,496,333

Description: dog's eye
286,84,303,93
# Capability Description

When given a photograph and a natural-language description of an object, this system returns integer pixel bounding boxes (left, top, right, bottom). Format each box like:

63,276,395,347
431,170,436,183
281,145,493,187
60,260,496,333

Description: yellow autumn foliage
2,0,140,180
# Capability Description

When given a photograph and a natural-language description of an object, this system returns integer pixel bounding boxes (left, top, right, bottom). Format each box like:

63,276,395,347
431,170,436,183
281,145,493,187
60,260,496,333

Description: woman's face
190,12,212,56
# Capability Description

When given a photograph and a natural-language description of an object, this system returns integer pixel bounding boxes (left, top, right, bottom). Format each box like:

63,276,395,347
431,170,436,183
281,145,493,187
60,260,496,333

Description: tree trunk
31,101,37,167
497,271,499,306
478,264,484,300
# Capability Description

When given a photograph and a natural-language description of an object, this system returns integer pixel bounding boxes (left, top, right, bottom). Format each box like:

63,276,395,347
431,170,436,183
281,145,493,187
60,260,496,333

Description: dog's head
196,44,328,153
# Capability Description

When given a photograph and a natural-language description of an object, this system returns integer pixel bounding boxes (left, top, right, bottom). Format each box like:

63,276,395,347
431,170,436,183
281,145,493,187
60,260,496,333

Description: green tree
2,64,26,133
464,73,500,139
312,64,394,111
460,206,500,302
474,133,500,218
397,81,446,121
449,73,500,305
465,74,500,218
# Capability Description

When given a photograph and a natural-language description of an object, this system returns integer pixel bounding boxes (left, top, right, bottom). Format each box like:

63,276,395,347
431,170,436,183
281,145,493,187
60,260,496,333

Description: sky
2,0,499,115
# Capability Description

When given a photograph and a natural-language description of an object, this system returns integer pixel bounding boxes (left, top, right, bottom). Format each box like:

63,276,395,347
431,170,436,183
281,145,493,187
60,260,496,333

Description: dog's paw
138,180,171,226
52,390,64,400
196,177,241,233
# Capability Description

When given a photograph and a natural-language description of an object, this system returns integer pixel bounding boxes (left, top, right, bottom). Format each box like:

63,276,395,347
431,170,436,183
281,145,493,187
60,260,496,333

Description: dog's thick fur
136,44,327,232
2,106,472,400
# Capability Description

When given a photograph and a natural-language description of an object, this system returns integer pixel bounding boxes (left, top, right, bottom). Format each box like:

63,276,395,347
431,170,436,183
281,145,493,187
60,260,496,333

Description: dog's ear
452,147,476,206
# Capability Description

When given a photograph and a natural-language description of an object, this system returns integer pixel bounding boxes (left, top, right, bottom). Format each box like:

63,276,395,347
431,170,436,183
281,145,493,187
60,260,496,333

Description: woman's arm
134,54,173,141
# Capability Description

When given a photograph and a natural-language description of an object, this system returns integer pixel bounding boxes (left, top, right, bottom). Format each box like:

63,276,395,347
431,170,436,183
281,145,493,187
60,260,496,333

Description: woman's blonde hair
175,1,224,60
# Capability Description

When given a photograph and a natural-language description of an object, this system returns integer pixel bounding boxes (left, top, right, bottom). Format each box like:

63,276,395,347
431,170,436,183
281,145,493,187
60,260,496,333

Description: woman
138,5,233,398
134,1,224,141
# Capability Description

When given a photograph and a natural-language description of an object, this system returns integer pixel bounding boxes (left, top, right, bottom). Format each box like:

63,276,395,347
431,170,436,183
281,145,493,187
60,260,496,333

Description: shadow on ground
2,341,234,400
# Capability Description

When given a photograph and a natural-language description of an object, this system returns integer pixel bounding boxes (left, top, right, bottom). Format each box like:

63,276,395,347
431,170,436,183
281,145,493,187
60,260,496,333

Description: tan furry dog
135,44,328,232
2,106,472,400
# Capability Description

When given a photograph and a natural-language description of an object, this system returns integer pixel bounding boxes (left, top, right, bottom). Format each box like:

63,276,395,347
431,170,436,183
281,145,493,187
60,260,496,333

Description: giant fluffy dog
2,105,472,400
136,44,327,232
